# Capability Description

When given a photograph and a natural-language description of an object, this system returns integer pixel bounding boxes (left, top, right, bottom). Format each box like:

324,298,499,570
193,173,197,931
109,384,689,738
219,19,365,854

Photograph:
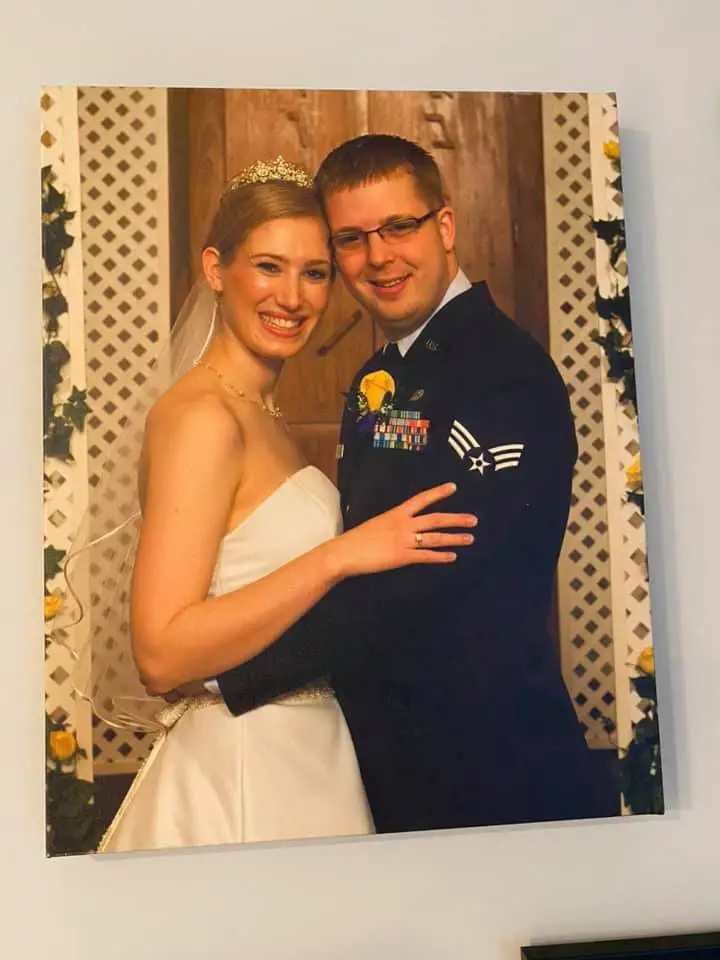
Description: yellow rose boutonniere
626,455,642,489
44,593,64,621
49,729,77,762
359,370,395,413
636,646,655,676
354,369,396,436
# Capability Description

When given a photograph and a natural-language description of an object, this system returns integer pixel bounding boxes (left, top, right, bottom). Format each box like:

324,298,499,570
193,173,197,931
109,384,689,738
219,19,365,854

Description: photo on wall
521,930,720,960
41,86,663,857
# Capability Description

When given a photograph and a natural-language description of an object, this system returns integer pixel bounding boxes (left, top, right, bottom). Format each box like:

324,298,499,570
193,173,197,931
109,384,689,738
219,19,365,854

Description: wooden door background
167,89,548,483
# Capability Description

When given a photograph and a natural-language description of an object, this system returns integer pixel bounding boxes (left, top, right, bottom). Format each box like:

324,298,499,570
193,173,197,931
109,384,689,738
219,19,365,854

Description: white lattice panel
41,87,94,779
77,87,171,772
588,93,654,748
542,93,617,747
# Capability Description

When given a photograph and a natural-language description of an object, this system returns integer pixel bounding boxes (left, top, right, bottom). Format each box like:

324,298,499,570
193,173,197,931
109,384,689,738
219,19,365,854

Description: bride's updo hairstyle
204,156,328,266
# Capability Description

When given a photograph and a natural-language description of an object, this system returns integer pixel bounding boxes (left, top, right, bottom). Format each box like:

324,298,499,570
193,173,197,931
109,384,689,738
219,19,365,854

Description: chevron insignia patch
447,419,524,475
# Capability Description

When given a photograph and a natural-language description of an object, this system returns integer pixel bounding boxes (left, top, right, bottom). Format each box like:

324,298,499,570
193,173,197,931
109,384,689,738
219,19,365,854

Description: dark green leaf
41,169,76,275
43,215,75,274
632,674,657,701
63,386,91,432
42,180,65,217
595,287,632,330
591,217,625,244
620,368,637,409
42,285,69,338
46,764,103,855
600,715,616,734
44,417,74,462
43,338,70,374
43,340,71,431
44,544,67,582
609,235,627,269
614,286,632,329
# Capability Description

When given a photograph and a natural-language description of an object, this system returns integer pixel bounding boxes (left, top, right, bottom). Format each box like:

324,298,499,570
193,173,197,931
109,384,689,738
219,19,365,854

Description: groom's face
325,172,456,340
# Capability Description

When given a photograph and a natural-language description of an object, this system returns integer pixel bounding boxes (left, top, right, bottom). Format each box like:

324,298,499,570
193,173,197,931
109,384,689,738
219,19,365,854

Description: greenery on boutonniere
42,163,99,856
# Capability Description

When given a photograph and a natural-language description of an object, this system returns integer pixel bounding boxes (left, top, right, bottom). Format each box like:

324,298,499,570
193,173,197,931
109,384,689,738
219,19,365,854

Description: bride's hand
328,482,477,579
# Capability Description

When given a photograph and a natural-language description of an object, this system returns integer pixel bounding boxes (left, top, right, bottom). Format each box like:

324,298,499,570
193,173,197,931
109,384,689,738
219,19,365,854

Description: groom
215,134,616,833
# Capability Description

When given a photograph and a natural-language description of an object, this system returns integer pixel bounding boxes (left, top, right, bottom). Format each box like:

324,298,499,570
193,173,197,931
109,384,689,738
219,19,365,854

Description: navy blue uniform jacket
217,282,615,832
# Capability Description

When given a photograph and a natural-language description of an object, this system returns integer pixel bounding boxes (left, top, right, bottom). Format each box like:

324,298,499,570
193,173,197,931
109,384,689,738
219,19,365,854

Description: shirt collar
389,269,472,357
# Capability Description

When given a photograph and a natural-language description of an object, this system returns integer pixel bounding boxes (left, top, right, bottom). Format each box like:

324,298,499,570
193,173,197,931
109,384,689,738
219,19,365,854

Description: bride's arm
132,398,474,695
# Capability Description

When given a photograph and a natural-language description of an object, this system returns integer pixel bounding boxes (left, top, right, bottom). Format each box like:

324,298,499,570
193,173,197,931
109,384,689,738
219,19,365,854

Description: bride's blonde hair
205,179,328,266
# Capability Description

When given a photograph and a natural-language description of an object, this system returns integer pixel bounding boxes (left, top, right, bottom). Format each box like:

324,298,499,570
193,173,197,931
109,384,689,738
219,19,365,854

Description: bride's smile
206,215,332,364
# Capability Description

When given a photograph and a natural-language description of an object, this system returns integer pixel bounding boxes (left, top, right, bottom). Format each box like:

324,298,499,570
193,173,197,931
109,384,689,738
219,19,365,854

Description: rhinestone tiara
225,155,313,193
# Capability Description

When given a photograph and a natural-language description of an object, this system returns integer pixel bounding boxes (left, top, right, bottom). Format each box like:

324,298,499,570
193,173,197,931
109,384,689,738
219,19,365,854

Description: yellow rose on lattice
637,646,655,676
49,729,77,761
604,140,621,160
359,370,395,413
626,455,642,489
44,593,64,621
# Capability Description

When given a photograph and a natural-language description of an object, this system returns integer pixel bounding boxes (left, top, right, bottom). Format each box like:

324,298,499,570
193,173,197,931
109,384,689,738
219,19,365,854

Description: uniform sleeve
216,368,577,714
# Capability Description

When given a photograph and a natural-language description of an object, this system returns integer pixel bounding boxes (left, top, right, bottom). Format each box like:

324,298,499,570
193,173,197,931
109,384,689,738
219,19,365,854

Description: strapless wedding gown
99,466,374,853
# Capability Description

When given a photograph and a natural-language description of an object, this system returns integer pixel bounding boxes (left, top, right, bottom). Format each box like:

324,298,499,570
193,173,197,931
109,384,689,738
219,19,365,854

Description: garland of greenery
592,142,662,815
591,143,643,516
618,649,663,815
42,165,101,855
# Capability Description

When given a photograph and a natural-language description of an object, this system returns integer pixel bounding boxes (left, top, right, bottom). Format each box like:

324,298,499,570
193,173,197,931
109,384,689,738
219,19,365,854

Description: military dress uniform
217,279,617,833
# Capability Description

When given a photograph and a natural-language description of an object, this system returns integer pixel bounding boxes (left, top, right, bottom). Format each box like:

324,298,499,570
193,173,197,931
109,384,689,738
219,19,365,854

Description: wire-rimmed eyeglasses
330,209,441,253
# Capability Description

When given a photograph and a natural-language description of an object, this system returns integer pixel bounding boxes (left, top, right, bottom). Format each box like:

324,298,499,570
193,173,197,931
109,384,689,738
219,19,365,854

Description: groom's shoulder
446,284,567,390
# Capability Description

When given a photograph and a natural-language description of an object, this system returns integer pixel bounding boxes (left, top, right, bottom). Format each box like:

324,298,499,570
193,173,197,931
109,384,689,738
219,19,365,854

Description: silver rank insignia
448,419,524,474
335,443,344,460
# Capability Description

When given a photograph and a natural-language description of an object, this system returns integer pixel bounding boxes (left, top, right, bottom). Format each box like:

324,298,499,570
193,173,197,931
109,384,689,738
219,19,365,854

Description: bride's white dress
99,466,374,853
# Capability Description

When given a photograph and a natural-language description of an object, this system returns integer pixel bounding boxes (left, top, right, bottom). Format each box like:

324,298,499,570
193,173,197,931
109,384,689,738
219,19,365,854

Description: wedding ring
415,532,423,548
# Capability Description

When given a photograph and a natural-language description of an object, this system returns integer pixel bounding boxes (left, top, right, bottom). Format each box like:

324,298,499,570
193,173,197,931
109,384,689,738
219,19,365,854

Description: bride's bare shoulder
145,373,243,457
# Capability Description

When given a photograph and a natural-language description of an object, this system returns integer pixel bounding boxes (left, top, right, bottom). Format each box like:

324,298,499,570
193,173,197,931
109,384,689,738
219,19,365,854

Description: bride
78,157,477,854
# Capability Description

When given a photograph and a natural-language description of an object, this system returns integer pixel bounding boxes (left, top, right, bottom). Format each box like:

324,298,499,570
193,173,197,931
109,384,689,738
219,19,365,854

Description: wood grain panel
187,88,227,284
167,89,192,324
224,88,366,180
367,91,515,319
224,89,376,427
505,93,550,349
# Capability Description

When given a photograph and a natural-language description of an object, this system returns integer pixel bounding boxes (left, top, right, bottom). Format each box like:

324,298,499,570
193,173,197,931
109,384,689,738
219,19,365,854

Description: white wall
2,1,719,956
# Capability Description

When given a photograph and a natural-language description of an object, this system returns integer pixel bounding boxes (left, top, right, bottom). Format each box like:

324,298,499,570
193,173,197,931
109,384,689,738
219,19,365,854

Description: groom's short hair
314,134,447,212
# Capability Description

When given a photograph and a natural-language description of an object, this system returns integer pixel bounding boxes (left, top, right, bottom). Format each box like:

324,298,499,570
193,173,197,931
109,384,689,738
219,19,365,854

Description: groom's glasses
330,209,441,253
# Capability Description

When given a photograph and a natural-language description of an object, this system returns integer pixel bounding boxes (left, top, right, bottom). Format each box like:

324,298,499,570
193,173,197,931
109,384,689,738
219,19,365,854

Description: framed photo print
522,931,720,960
41,86,664,856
